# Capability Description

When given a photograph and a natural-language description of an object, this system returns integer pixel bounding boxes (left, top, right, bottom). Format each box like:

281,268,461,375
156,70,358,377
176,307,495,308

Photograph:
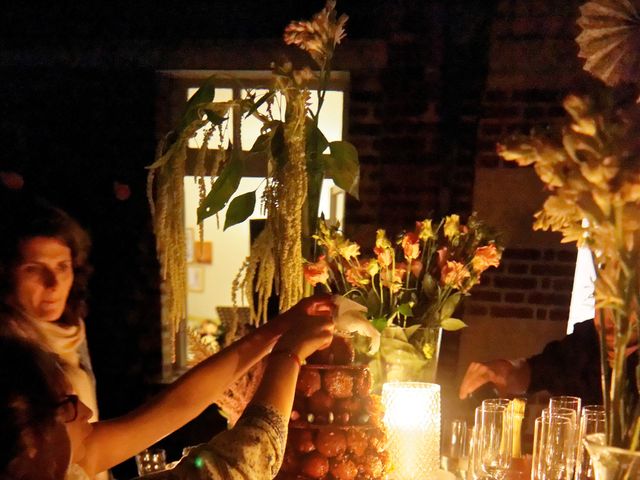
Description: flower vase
368,325,442,393
584,433,640,480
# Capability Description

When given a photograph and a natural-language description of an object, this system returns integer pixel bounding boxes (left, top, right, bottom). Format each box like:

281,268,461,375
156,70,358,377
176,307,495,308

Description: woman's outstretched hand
269,294,335,337
273,295,336,361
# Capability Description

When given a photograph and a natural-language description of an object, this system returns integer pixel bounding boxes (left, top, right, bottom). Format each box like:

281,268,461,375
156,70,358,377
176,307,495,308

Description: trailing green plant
147,1,360,335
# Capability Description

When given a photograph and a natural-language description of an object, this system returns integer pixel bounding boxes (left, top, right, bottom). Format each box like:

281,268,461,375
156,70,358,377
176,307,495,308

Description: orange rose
401,232,420,261
381,263,406,293
304,256,330,286
441,261,470,289
345,264,370,287
471,244,501,273
374,246,393,267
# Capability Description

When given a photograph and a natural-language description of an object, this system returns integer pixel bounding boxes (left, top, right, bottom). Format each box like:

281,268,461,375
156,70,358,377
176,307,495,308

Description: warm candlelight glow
382,382,441,479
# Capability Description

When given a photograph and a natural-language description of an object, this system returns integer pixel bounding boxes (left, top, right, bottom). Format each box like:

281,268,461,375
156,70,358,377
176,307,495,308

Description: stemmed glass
473,404,512,480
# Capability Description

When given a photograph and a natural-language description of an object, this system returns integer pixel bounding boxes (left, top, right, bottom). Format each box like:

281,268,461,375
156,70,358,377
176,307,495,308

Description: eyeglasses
55,394,79,423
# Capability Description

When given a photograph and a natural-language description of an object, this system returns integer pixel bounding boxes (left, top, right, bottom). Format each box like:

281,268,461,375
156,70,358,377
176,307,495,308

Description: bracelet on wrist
271,349,302,368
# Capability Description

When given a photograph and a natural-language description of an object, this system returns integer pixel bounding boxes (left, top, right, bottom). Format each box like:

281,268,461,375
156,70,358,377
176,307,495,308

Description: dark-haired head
0,334,71,479
0,192,92,326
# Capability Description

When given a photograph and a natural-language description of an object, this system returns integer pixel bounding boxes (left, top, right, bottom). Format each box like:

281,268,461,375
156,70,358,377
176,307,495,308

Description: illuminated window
567,246,596,334
567,218,596,334
157,70,349,370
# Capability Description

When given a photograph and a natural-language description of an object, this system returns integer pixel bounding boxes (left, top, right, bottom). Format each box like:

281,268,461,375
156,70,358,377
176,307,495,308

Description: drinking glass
466,426,477,480
548,396,581,418
531,415,574,480
574,410,606,480
541,407,578,479
135,448,167,475
442,419,469,479
531,417,544,480
581,405,604,416
483,398,511,409
474,404,512,480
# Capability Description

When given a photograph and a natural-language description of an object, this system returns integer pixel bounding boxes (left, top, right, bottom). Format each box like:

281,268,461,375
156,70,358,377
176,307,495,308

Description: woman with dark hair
0,190,337,479
0,306,335,480
0,193,98,421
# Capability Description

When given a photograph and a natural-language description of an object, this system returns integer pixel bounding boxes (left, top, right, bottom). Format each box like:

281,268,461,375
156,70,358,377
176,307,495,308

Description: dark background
0,0,591,476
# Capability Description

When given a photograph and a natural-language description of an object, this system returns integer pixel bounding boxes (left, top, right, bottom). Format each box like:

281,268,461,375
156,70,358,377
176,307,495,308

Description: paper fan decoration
576,0,640,86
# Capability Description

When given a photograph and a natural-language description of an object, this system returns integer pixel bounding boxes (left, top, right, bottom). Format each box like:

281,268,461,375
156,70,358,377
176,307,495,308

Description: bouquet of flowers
498,88,640,450
304,215,502,386
306,214,502,330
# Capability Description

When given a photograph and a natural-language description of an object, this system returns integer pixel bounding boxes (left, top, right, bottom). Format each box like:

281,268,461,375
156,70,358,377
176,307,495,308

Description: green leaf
422,274,437,296
323,140,360,199
179,75,217,133
440,318,467,331
404,324,422,339
223,191,256,230
382,326,409,342
251,132,272,153
305,120,330,158
440,293,461,320
379,337,427,366
397,302,414,318
203,109,228,126
371,317,388,332
197,152,243,223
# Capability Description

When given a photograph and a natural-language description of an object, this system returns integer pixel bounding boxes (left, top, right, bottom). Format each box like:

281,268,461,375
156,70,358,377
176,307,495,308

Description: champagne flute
442,419,469,479
548,396,581,418
574,409,605,480
531,414,574,480
474,404,512,480
542,407,578,479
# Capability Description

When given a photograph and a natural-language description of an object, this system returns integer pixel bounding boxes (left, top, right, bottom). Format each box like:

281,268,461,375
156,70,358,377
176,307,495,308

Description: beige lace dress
66,404,287,480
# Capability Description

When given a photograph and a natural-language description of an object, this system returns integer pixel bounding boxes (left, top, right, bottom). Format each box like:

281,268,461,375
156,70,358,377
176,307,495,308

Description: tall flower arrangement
304,215,501,388
147,1,359,337
305,215,502,331
498,89,640,450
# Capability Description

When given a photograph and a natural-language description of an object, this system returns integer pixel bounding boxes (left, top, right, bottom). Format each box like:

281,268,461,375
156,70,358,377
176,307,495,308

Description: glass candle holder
382,382,441,479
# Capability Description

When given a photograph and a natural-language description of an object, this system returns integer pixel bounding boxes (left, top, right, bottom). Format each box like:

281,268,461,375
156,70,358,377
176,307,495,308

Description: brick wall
0,0,603,430
468,248,576,323
461,0,596,368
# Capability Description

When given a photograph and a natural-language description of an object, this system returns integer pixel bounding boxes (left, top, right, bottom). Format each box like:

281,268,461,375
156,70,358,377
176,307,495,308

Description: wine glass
473,405,512,480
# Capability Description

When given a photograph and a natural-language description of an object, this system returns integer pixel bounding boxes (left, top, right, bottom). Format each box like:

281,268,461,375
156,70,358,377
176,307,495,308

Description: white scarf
35,319,99,422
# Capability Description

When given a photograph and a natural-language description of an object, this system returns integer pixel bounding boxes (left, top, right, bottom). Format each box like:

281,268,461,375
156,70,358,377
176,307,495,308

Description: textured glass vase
584,433,640,480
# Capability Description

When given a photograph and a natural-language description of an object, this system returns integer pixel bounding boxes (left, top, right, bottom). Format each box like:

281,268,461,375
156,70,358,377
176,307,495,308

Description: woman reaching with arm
0,302,334,480
0,191,336,478
141,301,335,479
76,296,333,478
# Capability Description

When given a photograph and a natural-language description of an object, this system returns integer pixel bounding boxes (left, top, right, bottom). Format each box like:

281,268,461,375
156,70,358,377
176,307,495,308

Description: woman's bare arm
80,296,333,476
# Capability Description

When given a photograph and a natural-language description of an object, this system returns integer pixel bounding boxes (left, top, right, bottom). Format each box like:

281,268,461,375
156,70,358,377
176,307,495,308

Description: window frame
155,69,351,373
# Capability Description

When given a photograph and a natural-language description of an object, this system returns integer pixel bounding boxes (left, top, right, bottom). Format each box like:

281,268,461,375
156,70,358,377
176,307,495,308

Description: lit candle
382,382,441,479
